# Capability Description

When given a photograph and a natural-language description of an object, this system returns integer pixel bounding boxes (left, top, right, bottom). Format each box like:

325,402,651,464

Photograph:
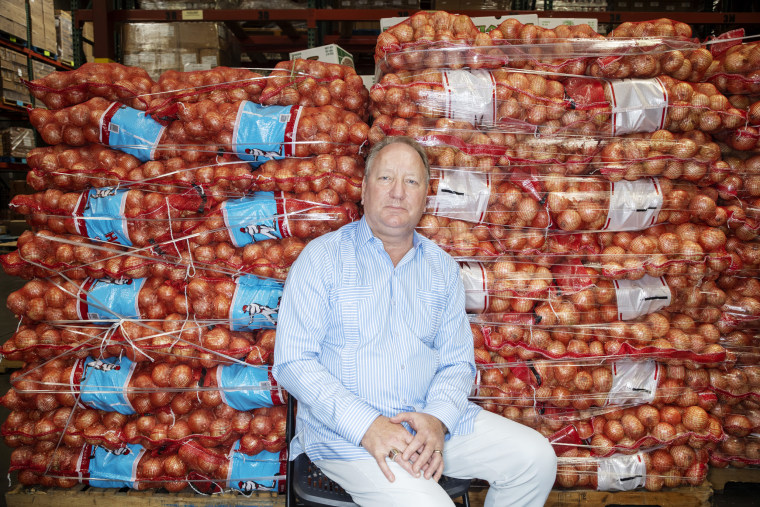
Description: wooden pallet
468,484,712,507
0,359,24,373
5,484,286,507
708,466,760,492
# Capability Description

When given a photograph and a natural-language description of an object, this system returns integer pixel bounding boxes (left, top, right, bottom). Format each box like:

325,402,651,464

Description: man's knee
530,437,558,485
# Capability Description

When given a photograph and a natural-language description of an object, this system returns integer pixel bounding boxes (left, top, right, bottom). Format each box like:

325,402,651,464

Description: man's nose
389,178,405,198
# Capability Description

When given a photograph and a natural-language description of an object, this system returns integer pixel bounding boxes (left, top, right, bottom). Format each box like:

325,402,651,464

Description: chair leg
286,396,295,507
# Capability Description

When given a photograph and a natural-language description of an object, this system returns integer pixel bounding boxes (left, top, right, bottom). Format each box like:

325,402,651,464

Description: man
273,136,556,506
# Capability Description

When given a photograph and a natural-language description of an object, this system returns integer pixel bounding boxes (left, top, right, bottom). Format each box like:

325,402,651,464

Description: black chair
285,396,471,507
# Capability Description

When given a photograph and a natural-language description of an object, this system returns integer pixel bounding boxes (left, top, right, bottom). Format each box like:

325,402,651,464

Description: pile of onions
10,188,204,248
555,445,708,490
26,146,365,203
1,320,277,366
5,275,279,324
370,72,744,136
709,435,760,467
704,41,760,96
418,218,733,278
376,13,704,82
11,437,285,490
371,118,729,185
10,188,359,249
5,358,284,412
471,311,726,363
25,62,154,111
29,97,114,147
1,231,306,282
147,59,369,120
707,364,760,399
160,102,369,162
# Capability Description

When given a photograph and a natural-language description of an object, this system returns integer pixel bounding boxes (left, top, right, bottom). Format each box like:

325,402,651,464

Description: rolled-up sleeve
272,240,380,445
421,258,476,435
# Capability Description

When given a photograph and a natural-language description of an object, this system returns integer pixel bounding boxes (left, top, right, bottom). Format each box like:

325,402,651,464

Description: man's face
362,143,428,241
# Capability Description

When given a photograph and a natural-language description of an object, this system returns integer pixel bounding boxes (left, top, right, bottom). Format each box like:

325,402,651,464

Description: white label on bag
607,359,659,406
460,261,489,314
603,178,663,231
613,275,671,321
432,171,491,224
442,70,497,126
609,78,668,136
597,452,647,491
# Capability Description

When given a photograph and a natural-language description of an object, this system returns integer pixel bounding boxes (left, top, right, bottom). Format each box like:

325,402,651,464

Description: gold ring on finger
388,448,400,460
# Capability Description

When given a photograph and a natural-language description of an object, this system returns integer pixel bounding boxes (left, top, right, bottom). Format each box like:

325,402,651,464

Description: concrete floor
0,270,757,506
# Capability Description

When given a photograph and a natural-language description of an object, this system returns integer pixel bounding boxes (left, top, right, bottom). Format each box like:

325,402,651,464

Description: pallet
30,46,57,60
0,359,24,373
5,484,286,507
0,30,27,47
469,484,712,507
708,466,760,492
1,97,31,110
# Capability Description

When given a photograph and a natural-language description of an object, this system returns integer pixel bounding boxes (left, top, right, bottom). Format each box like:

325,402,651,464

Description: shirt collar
355,216,423,255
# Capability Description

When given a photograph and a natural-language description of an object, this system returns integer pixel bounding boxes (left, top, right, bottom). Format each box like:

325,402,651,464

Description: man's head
361,137,430,243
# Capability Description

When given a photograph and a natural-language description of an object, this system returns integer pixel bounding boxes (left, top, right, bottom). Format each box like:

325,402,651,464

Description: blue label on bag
229,276,283,331
233,102,293,166
77,278,145,323
222,192,285,247
88,443,144,489
81,187,131,245
101,103,165,162
79,356,136,414
218,364,275,411
228,441,281,492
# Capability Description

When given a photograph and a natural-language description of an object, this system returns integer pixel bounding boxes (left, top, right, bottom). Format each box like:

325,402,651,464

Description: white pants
315,410,557,507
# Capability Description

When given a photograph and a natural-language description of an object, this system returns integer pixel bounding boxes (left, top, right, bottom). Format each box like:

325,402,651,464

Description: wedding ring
388,448,400,460
432,449,443,455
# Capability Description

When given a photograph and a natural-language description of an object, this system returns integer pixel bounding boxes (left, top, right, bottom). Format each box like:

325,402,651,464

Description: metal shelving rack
72,5,760,74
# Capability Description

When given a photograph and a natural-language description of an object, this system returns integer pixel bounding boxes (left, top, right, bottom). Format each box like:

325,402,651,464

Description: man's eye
406,179,418,185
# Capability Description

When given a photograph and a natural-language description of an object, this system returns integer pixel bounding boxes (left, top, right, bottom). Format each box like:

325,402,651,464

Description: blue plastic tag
81,187,131,245
101,103,165,162
217,364,279,411
232,102,294,166
79,355,136,414
77,278,145,323
228,441,281,492
88,443,145,489
229,276,283,331
222,192,285,247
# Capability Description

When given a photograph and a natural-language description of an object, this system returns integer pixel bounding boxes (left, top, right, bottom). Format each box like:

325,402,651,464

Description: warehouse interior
2,1,760,506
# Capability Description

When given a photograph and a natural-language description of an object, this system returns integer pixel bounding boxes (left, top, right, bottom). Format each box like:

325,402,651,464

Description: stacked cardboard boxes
28,0,57,57
122,22,240,79
32,60,55,81
0,47,30,106
55,10,74,65
0,2,27,43
1,127,35,160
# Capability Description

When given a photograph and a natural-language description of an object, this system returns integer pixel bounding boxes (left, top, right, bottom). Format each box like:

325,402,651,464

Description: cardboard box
82,21,94,63
0,1,28,42
122,22,240,79
28,0,57,55
32,59,56,81
539,17,598,32
0,47,30,106
2,128,35,159
56,10,74,64
290,44,354,68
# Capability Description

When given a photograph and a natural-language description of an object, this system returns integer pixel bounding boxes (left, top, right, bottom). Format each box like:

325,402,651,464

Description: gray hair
364,136,430,183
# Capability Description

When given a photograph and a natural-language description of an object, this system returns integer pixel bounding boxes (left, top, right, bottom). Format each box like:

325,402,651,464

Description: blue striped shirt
272,217,481,461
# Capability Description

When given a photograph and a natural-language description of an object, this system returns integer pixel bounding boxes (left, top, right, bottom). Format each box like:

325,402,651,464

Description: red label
563,78,606,108
552,258,594,294
710,29,745,57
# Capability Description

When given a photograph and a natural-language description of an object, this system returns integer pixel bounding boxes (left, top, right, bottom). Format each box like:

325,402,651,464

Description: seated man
273,136,557,506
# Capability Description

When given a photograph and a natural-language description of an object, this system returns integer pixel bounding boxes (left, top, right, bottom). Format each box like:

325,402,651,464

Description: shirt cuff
421,402,459,437
335,399,382,447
